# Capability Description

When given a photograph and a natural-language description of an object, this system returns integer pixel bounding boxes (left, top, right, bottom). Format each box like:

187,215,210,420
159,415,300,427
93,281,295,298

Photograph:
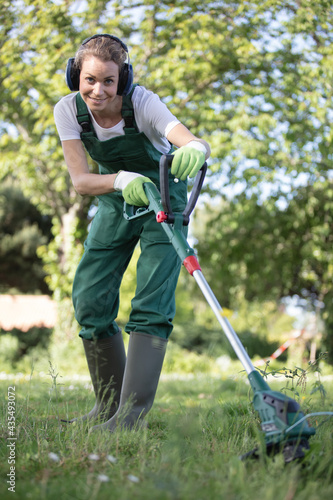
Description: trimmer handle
160,154,207,226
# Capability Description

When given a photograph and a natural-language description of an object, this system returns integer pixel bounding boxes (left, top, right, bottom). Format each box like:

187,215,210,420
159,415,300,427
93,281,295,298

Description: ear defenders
65,34,133,96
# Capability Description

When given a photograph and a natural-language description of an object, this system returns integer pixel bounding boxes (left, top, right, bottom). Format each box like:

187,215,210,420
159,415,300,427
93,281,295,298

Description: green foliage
193,184,331,359
195,195,303,304
0,180,52,293
0,326,53,363
322,304,333,365
173,271,295,358
134,0,333,188
172,321,282,360
0,0,94,298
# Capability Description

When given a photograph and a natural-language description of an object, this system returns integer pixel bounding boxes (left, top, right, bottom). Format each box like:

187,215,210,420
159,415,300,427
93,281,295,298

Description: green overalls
72,85,187,340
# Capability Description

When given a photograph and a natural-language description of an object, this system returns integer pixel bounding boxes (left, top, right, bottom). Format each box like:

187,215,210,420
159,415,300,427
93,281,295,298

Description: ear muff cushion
117,63,133,96
65,58,80,91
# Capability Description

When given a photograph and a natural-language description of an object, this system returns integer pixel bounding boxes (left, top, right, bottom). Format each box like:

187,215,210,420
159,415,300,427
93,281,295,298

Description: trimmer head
243,370,316,462
240,437,310,463
276,438,310,463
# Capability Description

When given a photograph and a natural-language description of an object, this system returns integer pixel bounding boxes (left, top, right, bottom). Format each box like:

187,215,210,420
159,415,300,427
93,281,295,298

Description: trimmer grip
159,154,207,226
159,154,174,215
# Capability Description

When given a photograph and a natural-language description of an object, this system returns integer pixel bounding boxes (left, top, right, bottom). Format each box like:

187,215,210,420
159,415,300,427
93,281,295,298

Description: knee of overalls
72,200,140,340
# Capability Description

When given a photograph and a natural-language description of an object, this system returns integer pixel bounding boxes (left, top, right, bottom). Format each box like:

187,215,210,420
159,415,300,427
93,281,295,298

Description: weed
47,361,63,427
257,352,329,403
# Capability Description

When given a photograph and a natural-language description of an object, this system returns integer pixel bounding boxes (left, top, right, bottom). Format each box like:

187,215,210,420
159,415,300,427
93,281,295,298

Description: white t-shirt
54,85,180,154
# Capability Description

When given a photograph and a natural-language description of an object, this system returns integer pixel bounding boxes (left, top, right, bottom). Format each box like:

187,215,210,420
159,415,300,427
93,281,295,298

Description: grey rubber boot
91,331,167,432
62,331,126,423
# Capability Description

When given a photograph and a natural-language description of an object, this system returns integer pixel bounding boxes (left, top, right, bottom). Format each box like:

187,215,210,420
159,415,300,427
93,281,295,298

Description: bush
1,326,53,363
172,322,286,361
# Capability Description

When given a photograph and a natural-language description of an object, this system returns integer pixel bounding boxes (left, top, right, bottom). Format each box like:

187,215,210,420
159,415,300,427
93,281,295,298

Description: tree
193,179,333,361
1,0,333,358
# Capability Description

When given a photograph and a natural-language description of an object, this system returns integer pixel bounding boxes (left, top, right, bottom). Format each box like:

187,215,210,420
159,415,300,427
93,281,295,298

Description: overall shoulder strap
75,93,96,137
121,84,139,134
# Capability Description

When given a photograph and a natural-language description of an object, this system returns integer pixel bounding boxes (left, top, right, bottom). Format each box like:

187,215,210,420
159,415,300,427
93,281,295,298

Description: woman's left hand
171,141,206,181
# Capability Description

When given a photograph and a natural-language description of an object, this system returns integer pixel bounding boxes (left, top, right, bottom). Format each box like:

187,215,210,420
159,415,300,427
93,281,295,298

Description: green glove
114,171,154,206
171,142,206,181
123,176,153,206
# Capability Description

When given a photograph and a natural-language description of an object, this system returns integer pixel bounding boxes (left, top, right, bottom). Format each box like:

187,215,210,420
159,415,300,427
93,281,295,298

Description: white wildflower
127,474,140,483
107,454,117,464
97,474,110,483
88,453,100,461
48,452,60,462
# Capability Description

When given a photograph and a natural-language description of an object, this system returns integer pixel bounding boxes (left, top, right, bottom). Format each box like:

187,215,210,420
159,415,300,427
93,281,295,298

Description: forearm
71,172,118,196
167,123,211,160
62,139,119,196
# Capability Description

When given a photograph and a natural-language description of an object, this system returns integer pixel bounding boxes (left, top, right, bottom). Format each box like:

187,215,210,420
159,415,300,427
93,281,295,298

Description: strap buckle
80,121,91,133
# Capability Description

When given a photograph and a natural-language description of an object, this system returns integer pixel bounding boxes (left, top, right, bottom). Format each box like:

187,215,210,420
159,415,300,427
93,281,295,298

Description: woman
54,34,210,432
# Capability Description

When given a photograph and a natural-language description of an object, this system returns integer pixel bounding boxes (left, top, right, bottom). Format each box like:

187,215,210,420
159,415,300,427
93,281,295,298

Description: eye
85,77,95,84
104,78,114,85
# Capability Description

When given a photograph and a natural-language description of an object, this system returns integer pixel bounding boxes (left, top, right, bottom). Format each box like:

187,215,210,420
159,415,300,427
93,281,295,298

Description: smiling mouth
89,97,107,103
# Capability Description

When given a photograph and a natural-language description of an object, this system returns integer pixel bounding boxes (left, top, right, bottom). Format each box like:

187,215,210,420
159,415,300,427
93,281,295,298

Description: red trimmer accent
156,211,168,223
183,255,201,275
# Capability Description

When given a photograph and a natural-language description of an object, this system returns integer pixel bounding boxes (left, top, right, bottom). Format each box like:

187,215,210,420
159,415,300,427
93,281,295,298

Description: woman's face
79,56,120,113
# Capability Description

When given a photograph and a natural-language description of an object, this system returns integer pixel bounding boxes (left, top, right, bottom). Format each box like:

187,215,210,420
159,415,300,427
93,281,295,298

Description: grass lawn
0,346,332,500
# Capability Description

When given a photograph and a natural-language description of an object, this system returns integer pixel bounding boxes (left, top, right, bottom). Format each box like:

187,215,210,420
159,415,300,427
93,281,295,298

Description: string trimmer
124,154,332,462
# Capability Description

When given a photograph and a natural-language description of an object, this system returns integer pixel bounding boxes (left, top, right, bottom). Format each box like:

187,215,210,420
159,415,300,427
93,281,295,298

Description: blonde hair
74,36,127,71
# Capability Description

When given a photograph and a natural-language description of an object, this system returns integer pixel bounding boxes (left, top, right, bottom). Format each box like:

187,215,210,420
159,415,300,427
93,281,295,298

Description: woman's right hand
114,171,154,206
